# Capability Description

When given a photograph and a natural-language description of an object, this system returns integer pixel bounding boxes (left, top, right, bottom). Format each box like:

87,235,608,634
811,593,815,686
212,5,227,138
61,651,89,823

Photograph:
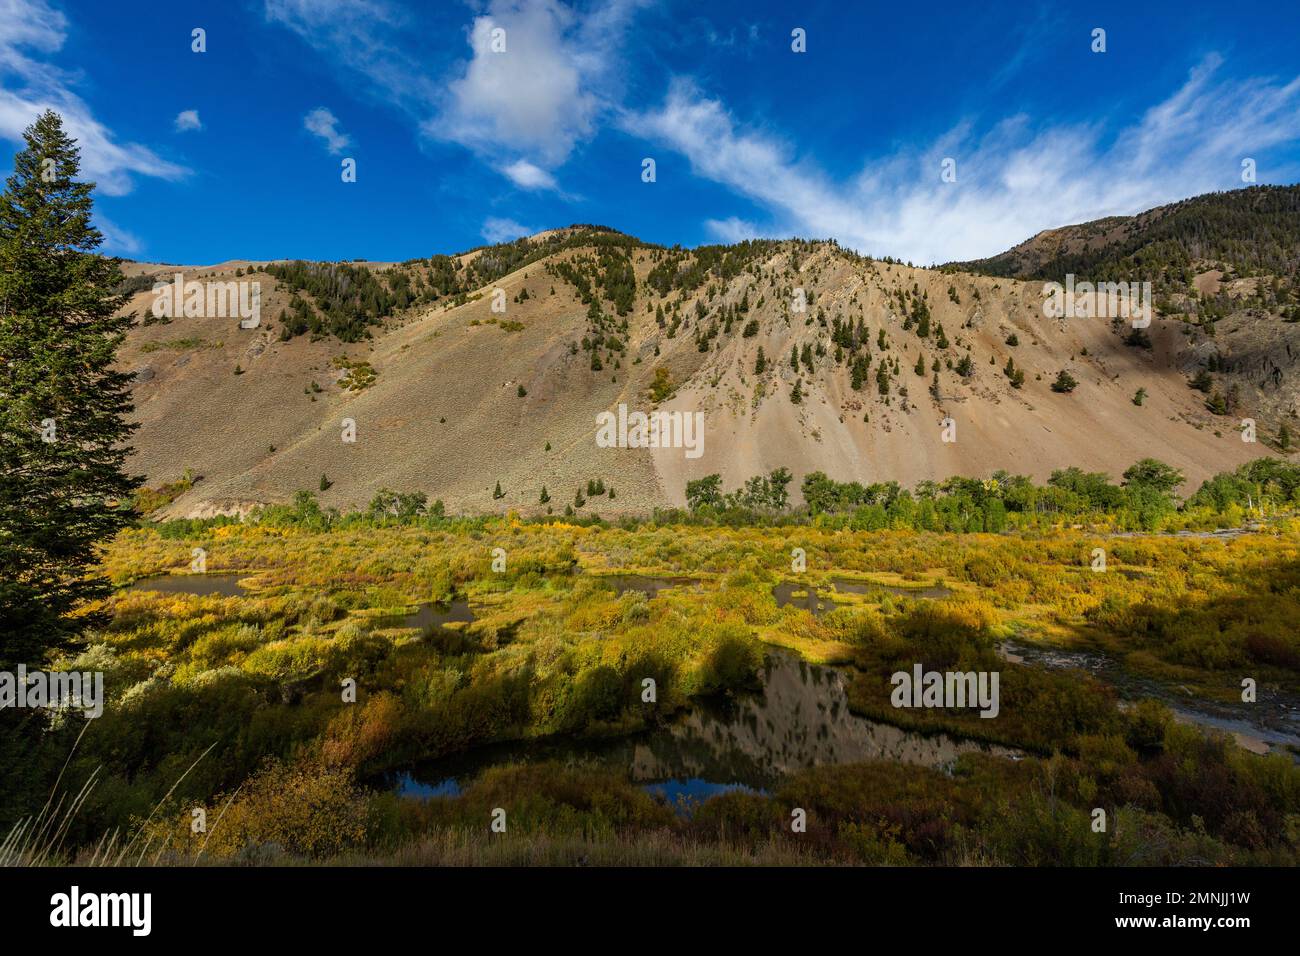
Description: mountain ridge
114,194,1297,518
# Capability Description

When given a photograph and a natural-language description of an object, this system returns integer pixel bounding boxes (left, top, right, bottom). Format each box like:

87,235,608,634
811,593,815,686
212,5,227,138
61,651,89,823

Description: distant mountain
946,186,1300,452
948,185,1300,293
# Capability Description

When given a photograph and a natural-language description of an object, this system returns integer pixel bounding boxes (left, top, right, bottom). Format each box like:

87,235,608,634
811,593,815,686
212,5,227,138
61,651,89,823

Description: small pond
373,599,476,631
124,575,477,634
597,574,698,599
391,651,1019,814
772,577,952,616
830,577,953,599
125,573,247,597
771,581,840,616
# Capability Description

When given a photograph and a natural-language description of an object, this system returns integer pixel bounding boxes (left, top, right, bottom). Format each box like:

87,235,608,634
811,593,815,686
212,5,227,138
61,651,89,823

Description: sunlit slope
116,228,1274,517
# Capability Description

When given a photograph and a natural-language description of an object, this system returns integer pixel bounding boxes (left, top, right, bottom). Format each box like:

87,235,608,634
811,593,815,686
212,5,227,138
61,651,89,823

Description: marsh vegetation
7,499,1300,866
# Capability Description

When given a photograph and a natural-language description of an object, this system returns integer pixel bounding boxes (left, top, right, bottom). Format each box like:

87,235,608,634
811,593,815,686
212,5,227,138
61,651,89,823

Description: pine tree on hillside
1050,369,1078,393
0,110,140,671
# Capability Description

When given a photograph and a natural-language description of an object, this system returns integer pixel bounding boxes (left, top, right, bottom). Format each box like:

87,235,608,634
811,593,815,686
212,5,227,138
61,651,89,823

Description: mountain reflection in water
394,652,1018,811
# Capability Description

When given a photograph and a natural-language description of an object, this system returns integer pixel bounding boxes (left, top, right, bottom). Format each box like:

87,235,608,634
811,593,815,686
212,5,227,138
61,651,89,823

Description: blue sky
3,0,1299,264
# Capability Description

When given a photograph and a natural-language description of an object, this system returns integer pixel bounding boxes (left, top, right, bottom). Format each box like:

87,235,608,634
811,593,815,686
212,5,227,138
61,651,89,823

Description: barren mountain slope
953,185,1300,444
116,228,1280,517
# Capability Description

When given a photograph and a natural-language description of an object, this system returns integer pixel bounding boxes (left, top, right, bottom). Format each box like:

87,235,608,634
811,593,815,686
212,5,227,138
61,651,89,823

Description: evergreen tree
1004,357,1025,389
0,110,140,671
1050,370,1078,393
850,354,871,390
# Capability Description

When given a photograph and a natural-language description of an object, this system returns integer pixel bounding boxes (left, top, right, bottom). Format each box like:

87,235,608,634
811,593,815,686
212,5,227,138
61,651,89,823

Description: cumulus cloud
0,0,187,195
429,1,599,168
481,216,534,243
303,107,351,153
267,0,645,189
627,57,1300,263
174,109,202,132
499,158,557,190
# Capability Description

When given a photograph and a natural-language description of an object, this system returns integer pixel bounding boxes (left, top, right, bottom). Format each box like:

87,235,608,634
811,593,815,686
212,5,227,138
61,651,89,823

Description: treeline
546,245,638,316
1186,457,1300,511
263,229,649,341
459,226,647,295
145,457,1300,539
685,468,793,512
266,261,403,341
681,457,1300,531
645,239,784,296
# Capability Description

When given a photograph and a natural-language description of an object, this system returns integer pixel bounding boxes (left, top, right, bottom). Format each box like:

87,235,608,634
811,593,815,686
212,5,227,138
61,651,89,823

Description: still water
393,651,1019,814
126,573,247,597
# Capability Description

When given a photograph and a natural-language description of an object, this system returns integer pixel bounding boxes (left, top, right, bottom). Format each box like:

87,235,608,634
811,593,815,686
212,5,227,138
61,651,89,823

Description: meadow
6,498,1300,867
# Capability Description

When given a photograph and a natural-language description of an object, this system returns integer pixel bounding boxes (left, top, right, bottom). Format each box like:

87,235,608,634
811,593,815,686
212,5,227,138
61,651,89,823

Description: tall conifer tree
0,110,139,671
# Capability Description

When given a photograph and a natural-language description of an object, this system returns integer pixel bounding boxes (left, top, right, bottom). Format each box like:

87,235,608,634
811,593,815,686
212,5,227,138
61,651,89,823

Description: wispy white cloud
0,0,187,195
482,216,534,243
266,0,438,112
303,106,351,154
627,57,1300,263
174,109,202,132
987,6,1054,92
704,216,770,244
95,213,142,256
